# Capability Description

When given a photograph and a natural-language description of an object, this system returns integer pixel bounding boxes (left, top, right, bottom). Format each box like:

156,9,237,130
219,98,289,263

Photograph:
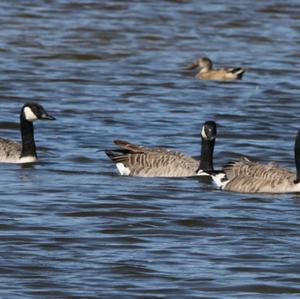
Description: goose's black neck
199,137,215,172
294,130,300,184
20,114,36,158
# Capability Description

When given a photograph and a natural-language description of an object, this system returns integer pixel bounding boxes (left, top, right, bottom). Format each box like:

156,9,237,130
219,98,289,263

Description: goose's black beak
40,113,56,120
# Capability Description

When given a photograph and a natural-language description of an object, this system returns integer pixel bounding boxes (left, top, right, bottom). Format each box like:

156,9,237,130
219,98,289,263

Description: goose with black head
0,103,55,163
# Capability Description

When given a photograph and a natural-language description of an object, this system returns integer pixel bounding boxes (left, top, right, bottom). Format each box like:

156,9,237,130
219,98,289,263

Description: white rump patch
116,163,131,176
18,156,37,164
24,107,38,121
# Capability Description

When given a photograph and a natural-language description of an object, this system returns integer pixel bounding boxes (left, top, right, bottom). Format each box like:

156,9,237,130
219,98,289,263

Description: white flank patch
116,163,131,175
18,156,37,164
196,169,210,176
211,173,227,189
24,107,38,121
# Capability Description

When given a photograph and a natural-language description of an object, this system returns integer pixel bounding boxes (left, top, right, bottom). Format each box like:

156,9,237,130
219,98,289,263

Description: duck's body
196,67,245,80
186,57,245,81
207,131,300,194
106,121,217,177
0,103,55,164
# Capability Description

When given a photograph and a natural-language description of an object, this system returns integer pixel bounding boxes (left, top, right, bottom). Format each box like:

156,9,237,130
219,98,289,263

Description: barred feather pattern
0,138,22,162
106,140,200,177
220,157,299,193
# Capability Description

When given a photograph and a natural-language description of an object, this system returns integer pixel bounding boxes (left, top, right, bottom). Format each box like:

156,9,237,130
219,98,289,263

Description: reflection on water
0,0,300,298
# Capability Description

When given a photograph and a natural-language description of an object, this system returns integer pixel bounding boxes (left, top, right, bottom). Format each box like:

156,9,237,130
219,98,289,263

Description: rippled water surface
1,1,300,298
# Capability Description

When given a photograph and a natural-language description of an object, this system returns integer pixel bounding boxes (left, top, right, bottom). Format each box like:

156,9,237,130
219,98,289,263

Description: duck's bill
184,61,198,70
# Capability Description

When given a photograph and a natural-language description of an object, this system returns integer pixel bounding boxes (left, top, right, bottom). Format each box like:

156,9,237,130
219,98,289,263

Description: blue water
0,1,300,298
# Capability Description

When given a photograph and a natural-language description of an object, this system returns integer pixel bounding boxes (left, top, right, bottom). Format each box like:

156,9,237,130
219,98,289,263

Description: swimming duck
185,57,245,80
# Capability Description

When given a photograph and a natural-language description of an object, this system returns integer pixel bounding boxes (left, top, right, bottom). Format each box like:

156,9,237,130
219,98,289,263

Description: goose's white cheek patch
24,107,38,121
201,126,208,139
116,163,130,175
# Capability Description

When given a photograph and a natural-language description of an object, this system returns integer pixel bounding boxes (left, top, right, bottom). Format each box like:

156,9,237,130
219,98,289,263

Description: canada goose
204,130,300,193
105,121,217,177
0,103,56,163
185,57,245,80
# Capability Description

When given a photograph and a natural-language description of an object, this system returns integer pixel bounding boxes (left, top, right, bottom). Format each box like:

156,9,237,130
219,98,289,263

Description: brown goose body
217,158,299,193
105,121,217,177
209,130,300,193
106,140,200,177
0,138,25,163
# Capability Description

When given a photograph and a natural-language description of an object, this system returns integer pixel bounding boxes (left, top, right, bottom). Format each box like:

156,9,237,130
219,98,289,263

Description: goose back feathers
106,121,217,177
209,130,300,193
106,140,200,177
